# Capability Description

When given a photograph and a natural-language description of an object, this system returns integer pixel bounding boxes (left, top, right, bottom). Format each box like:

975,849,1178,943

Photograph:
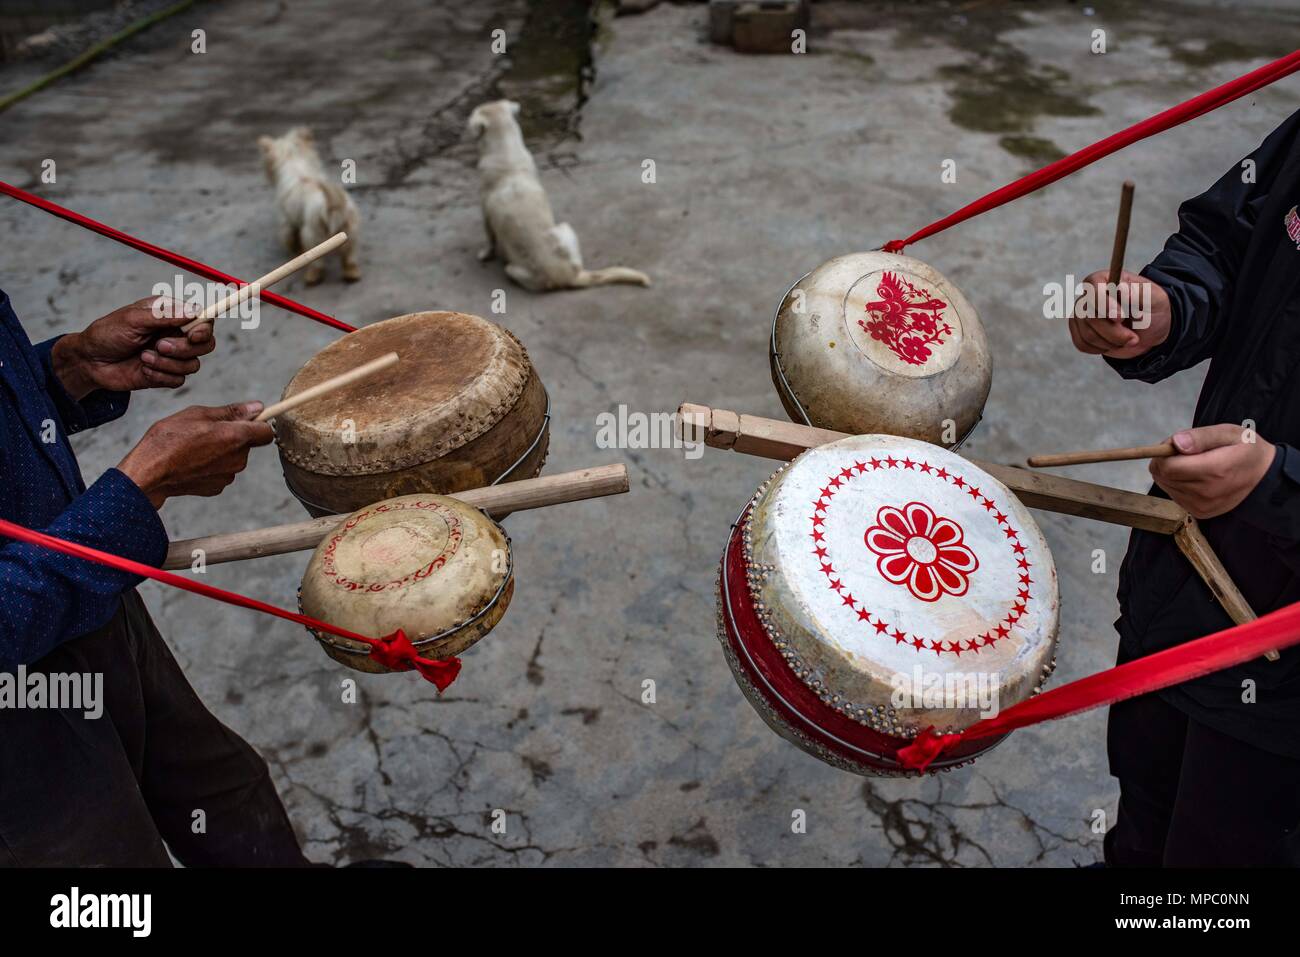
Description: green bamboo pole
0,0,198,114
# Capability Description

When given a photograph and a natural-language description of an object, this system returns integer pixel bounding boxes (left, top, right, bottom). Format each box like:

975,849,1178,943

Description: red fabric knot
367,629,462,692
895,726,952,772
881,240,907,254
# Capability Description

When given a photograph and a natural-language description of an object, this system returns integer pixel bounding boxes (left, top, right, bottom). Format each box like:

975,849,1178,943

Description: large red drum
716,434,1059,775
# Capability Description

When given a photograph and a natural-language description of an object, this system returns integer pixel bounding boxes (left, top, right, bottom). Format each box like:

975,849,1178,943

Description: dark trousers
1105,690,1300,866
0,590,309,867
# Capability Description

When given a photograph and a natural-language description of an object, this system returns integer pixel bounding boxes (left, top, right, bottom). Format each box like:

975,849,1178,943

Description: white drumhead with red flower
746,434,1058,721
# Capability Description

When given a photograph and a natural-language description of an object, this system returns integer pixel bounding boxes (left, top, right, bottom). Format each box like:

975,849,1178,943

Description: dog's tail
571,267,651,288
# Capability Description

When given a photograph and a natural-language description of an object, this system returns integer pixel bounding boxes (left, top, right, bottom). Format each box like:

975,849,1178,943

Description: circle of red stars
808,454,1034,657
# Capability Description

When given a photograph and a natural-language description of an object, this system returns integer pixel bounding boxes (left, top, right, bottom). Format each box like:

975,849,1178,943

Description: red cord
0,180,356,333
898,602,1300,771
0,517,460,691
883,49,1300,253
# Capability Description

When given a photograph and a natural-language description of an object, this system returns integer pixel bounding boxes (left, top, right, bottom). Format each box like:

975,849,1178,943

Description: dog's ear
257,135,274,154
292,126,315,144
467,109,488,139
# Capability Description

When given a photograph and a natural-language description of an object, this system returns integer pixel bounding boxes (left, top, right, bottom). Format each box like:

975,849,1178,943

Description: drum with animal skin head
299,493,512,673
770,252,991,448
716,434,1059,775
275,311,549,517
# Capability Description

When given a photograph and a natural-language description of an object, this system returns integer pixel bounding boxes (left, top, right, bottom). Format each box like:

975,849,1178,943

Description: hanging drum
716,434,1058,775
770,252,991,447
275,311,550,517
299,493,513,673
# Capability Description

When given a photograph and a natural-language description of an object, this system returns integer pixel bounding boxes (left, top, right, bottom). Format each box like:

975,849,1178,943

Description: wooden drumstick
1107,180,1135,288
180,232,348,332
255,352,398,422
1027,440,1176,468
161,464,631,568
1104,180,1136,327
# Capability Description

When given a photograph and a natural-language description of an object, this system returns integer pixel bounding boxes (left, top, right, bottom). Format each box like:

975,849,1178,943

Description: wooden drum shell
275,311,550,518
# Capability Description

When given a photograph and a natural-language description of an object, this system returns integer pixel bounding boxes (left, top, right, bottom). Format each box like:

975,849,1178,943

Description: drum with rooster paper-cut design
770,252,991,448
716,434,1059,775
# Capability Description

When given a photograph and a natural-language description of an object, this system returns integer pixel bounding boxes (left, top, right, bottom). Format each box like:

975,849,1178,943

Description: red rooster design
859,272,952,366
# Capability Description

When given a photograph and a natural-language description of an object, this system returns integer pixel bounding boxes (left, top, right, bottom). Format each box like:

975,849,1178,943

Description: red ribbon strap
0,517,459,691
897,601,1300,771
883,49,1300,253
0,180,355,334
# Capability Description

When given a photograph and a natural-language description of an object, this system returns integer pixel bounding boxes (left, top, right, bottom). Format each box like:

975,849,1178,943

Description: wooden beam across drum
162,463,629,569
678,402,1186,534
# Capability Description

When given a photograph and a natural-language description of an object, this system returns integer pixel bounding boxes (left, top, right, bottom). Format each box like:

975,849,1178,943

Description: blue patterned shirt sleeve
1,290,170,668
32,334,132,433
0,468,168,668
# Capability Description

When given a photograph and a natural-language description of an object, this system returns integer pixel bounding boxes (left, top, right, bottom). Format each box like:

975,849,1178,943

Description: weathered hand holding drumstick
49,295,215,397
118,351,398,510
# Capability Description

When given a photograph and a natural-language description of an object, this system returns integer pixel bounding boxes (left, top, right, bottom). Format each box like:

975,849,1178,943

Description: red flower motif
864,502,978,602
859,272,950,366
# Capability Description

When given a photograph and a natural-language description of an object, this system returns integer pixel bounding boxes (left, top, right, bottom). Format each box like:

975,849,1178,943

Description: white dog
257,127,360,284
467,100,650,291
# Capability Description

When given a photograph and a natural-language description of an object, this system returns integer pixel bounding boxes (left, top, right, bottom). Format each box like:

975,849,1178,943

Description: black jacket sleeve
1234,443,1300,571
1107,108,1300,383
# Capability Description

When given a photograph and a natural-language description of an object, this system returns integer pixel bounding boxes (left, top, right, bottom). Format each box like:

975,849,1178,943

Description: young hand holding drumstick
1053,182,1279,660
1029,426,1276,520
1056,182,1279,520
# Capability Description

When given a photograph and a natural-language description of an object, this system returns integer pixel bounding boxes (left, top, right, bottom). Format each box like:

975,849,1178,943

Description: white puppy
468,100,650,291
257,127,361,284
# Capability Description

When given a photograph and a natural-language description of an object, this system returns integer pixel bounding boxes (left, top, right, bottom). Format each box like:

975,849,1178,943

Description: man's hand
1069,270,1172,360
117,403,274,509
1150,424,1275,519
50,297,214,400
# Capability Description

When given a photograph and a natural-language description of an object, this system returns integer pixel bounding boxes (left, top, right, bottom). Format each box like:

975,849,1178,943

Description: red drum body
716,435,1059,775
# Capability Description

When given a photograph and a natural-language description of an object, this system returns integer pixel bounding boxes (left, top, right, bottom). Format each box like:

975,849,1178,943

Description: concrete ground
1,0,1296,866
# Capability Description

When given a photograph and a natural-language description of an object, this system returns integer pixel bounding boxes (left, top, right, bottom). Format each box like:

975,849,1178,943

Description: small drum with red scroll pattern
717,434,1058,774
299,493,513,674
770,252,991,447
